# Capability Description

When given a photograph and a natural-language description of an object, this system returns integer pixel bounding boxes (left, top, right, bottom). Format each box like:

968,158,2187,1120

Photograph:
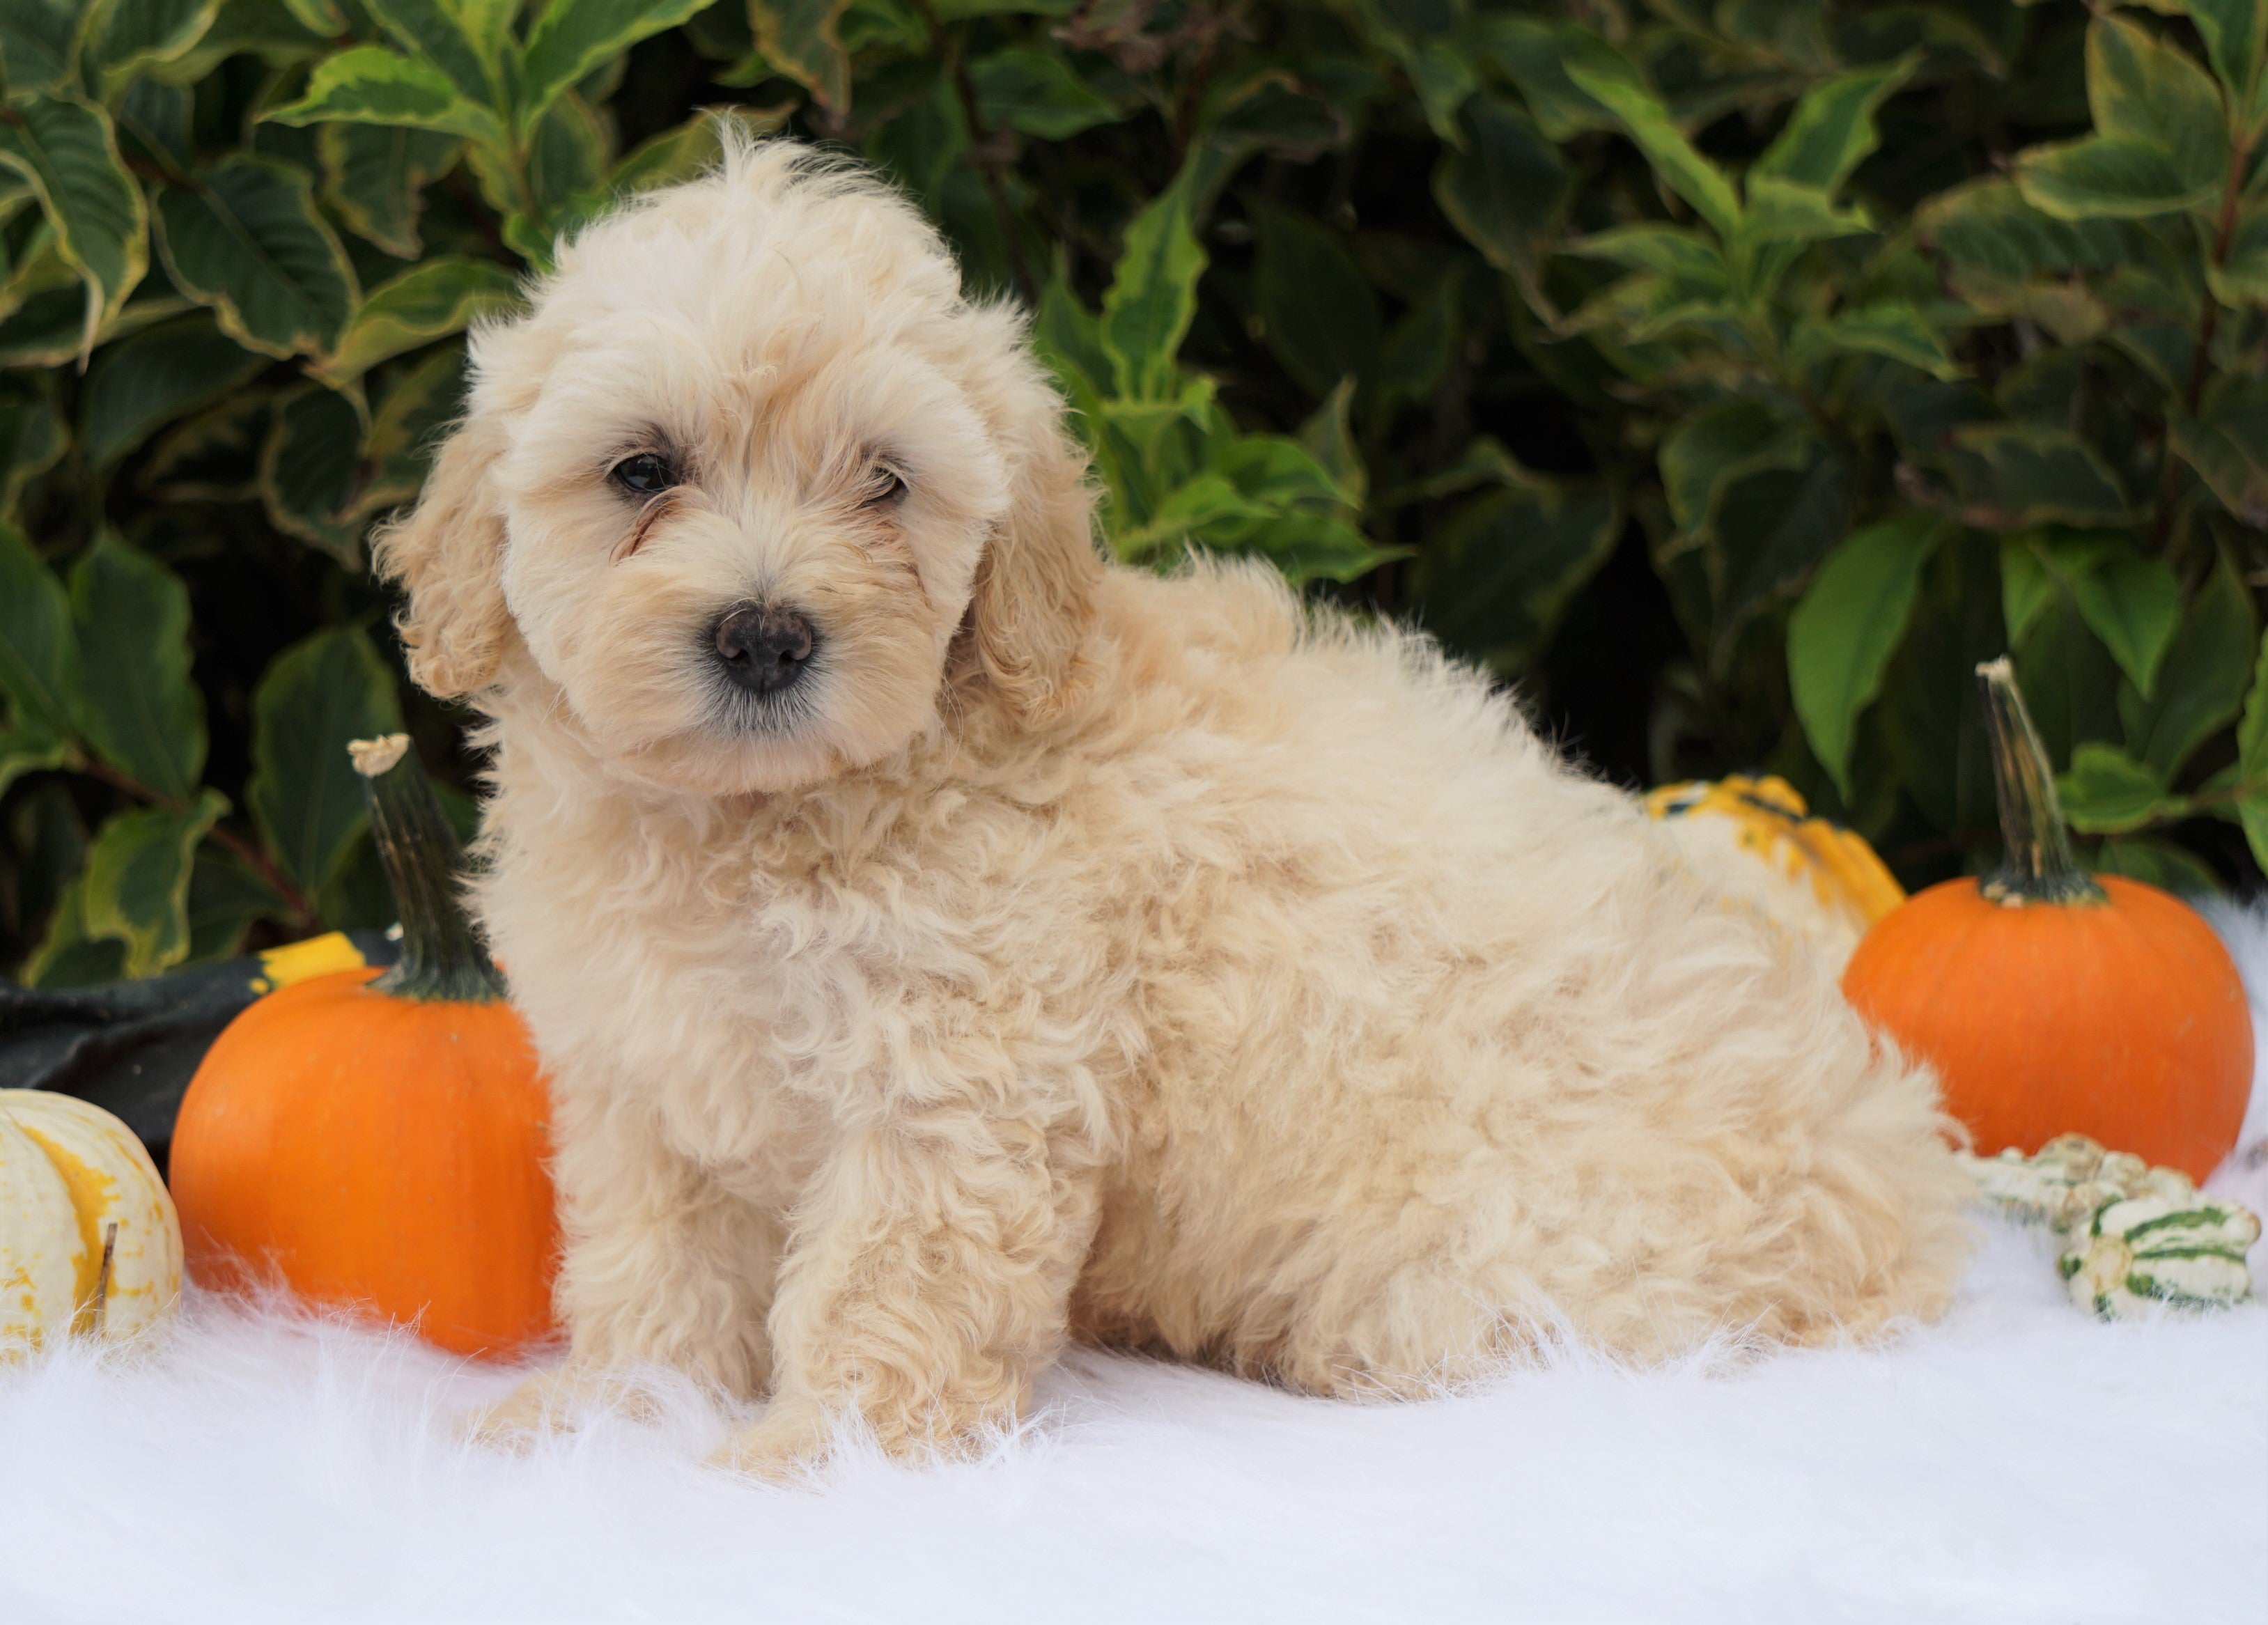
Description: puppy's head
374,139,1098,795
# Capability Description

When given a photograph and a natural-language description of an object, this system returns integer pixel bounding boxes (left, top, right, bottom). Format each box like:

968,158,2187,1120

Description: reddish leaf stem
69,750,316,928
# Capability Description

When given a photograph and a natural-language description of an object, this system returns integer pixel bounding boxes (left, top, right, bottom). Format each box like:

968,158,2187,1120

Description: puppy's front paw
706,1401,834,1485
460,1362,658,1450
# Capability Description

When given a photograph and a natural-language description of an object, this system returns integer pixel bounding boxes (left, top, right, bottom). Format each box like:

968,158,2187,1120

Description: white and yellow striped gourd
1,1089,182,1351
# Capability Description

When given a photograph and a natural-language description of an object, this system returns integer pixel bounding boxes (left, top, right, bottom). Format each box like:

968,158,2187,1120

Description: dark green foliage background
5,0,2268,983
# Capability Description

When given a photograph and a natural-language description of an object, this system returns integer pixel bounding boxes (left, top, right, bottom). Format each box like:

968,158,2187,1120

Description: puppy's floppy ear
371,412,512,701
964,371,1102,725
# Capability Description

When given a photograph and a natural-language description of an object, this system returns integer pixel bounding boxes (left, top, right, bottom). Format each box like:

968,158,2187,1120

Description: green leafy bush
3,0,2265,983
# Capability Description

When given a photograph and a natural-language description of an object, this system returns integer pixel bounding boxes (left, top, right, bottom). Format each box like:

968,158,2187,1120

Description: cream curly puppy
380,139,1971,1477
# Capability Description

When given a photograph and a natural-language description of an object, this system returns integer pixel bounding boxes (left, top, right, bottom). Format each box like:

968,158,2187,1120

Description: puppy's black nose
713,602,816,694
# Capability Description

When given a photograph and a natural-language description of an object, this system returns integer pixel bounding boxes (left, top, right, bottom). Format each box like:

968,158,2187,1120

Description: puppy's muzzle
713,602,817,695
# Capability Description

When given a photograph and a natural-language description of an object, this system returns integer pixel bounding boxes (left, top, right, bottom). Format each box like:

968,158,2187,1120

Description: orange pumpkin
1843,659,2252,1183
169,736,558,1358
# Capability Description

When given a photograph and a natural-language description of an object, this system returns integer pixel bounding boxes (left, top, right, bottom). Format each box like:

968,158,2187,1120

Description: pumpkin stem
350,735,507,1003
1975,658,2106,907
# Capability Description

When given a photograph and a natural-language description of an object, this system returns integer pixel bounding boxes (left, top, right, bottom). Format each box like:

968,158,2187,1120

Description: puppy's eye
609,452,678,496
860,466,907,508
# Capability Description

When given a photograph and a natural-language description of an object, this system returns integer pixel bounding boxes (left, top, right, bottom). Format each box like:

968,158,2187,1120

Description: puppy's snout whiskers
710,670,825,740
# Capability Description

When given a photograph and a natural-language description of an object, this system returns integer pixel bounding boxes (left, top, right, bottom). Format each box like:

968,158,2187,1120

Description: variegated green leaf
745,0,853,112
1565,64,1741,236
364,0,498,105
78,791,229,977
1801,303,1961,379
1477,17,1637,141
86,0,224,86
1409,468,1619,672
0,375,65,511
2122,553,2257,779
0,95,150,357
2057,742,2180,835
265,46,511,148
157,0,332,82
0,726,69,800
1753,54,1917,195
278,0,347,33
78,314,265,466
1789,513,1943,797
1945,424,2134,528
247,625,403,894
0,1,91,98
313,255,518,386
2015,136,2216,220
1100,167,1202,402
155,155,359,357
970,46,1123,140
259,384,368,565
67,534,206,801
519,0,715,132
355,343,464,513
0,520,81,744
2086,13,2227,195
318,123,463,259
1432,96,1571,318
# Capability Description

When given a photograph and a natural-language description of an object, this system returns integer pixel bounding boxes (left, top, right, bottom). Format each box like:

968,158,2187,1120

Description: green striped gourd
2060,1195,2260,1321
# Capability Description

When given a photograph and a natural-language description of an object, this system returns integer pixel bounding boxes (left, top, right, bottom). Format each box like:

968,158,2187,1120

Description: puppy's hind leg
465,1086,782,1447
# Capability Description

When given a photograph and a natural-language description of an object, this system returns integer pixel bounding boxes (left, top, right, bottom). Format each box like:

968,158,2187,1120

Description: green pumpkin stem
350,734,506,1002
1975,658,2106,907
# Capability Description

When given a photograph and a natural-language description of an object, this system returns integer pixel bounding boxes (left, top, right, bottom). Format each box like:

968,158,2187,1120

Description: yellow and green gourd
0,1089,182,1349
1646,774,1906,969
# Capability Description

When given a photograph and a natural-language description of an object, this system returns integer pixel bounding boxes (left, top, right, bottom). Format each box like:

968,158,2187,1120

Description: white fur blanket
5,913,2265,1625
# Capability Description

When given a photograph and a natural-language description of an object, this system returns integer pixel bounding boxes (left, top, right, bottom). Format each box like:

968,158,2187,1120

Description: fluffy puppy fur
378,139,1972,1476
